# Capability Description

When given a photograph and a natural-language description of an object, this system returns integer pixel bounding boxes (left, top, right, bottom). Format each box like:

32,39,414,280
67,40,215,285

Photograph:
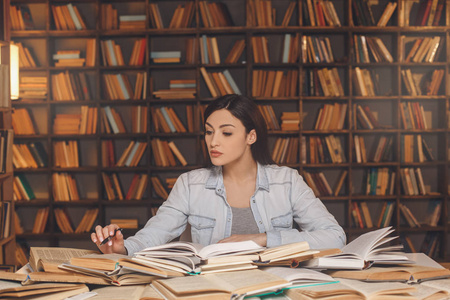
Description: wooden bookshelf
8,0,450,264
0,0,16,266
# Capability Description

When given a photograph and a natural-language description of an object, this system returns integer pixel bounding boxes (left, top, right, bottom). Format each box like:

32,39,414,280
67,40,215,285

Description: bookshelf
8,0,450,264
0,0,16,266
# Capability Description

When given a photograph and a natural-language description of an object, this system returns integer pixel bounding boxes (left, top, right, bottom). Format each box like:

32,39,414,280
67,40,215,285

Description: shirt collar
205,163,270,192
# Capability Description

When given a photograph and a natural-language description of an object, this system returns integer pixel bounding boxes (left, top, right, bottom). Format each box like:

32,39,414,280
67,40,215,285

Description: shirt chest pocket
270,212,293,230
188,215,216,246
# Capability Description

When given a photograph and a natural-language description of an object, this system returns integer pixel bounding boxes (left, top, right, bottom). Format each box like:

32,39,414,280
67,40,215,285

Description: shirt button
228,218,231,222
259,221,262,224
253,200,256,203
218,189,222,192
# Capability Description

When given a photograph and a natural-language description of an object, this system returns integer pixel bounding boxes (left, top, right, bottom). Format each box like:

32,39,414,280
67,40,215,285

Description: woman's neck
222,157,258,183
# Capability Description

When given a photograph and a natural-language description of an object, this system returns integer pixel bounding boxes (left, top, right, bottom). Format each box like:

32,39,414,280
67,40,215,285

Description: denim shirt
124,164,346,256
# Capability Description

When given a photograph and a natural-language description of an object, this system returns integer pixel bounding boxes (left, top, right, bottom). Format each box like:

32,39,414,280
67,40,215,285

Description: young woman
92,94,346,255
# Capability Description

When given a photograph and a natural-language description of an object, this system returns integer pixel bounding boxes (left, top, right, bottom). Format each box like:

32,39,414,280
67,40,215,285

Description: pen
100,228,123,246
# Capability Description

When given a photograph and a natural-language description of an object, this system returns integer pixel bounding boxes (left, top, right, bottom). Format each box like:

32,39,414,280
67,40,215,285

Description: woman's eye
223,132,232,136
205,130,213,135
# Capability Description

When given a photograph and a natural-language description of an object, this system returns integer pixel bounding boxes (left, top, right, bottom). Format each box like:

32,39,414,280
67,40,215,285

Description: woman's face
205,109,256,166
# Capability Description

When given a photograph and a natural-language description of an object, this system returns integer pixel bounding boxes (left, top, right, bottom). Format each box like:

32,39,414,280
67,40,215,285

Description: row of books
52,172,80,201
198,1,233,28
304,68,344,97
252,70,298,98
119,15,146,30
0,130,13,174
103,72,147,101
151,139,187,167
365,168,395,196
401,68,444,96
31,207,48,234
151,106,190,134
351,1,396,27
54,207,98,234
13,143,44,169
11,108,37,135
271,137,299,165
400,102,430,130
401,134,435,163
53,140,79,168
10,5,34,30
100,38,146,67
303,36,334,63
110,218,138,229
303,0,341,27
353,35,393,63
13,42,38,67
0,66,8,108
404,36,443,63
100,4,118,30
151,176,169,200
53,108,98,135
14,174,36,201
303,171,338,197
308,135,346,164
51,71,91,101
19,76,47,100
258,105,279,131
351,201,373,228
116,141,147,168
51,4,87,31
352,67,379,97
314,103,347,131
405,0,444,27
400,167,427,196
354,135,393,163
247,0,296,27
354,104,381,130
200,68,241,98
53,50,85,67
102,172,148,201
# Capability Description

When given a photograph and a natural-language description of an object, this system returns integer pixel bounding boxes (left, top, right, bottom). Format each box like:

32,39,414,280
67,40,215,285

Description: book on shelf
148,3,163,29
258,105,280,131
11,108,37,135
119,15,146,30
423,200,442,227
252,70,298,97
54,208,74,234
131,106,147,134
371,135,393,163
102,73,135,100
198,1,234,28
405,36,442,63
75,208,98,233
354,35,393,63
115,141,147,167
399,203,421,228
102,172,123,201
365,167,394,196
413,0,444,26
10,5,35,30
400,167,426,196
351,201,373,229
14,174,36,201
251,36,270,63
280,112,300,131
304,68,344,97
110,218,138,229
420,232,440,258
32,207,49,234
52,172,80,201
53,113,81,135
301,227,411,270
1,201,11,238
286,278,415,300
377,2,397,26
14,210,24,235
302,36,335,63
377,201,395,228
13,41,38,67
302,171,332,197
101,4,118,30
314,103,347,130
19,76,47,100
151,176,169,200
128,38,146,66
224,39,245,64
352,67,378,97
201,68,241,98
168,2,195,29
53,50,85,67
199,35,220,64
101,140,115,167
271,137,298,164
124,173,148,200
53,140,79,168
303,0,341,26
100,40,125,67
102,106,127,134
401,235,417,253
150,51,181,64
51,71,91,101
308,135,346,164
333,170,347,196
51,4,87,31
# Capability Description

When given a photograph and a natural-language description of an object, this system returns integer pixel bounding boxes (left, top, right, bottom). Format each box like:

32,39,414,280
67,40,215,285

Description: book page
198,240,264,259
421,278,450,292
30,247,98,272
341,227,393,259
0,279,22,291
338,278,416,298
261,267,335,284
410,284,448,300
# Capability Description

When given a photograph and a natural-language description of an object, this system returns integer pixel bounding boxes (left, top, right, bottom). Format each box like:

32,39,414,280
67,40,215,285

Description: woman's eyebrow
205,122,235,128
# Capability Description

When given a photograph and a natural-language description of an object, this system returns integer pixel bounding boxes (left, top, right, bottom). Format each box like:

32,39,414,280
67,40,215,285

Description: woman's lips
210,150,222,158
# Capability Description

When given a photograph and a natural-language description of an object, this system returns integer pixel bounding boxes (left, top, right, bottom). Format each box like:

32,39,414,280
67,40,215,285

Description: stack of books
150,51,181,64
53,50,85,67
19,76,47,99
153,79,196,99
119,15,145,29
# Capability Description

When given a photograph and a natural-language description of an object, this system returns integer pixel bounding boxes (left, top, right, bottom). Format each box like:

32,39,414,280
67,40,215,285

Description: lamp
10,43,19,100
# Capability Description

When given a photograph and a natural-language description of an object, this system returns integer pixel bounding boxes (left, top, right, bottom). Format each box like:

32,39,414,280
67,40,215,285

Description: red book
126,174,140,200
420,0,433,26
137,38,146,66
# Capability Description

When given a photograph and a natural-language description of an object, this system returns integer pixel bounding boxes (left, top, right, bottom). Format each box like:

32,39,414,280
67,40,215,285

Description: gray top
231,206,259,235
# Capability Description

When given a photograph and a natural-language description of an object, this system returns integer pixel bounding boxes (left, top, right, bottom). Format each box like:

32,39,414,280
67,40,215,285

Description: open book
285,278,417,300
29,247,98,273
0,281,89,299
134,240,264,275
326,265,450,283
151,269,290,300
301,226,411,270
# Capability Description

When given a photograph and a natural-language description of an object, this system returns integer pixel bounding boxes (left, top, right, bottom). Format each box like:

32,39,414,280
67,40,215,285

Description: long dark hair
204,94,274,165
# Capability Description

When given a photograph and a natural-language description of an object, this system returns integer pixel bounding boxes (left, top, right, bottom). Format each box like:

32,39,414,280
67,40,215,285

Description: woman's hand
91,224,127,255
218,233,267,247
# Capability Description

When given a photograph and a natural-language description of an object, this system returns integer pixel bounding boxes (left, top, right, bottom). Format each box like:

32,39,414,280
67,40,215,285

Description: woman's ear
247,129,257,145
